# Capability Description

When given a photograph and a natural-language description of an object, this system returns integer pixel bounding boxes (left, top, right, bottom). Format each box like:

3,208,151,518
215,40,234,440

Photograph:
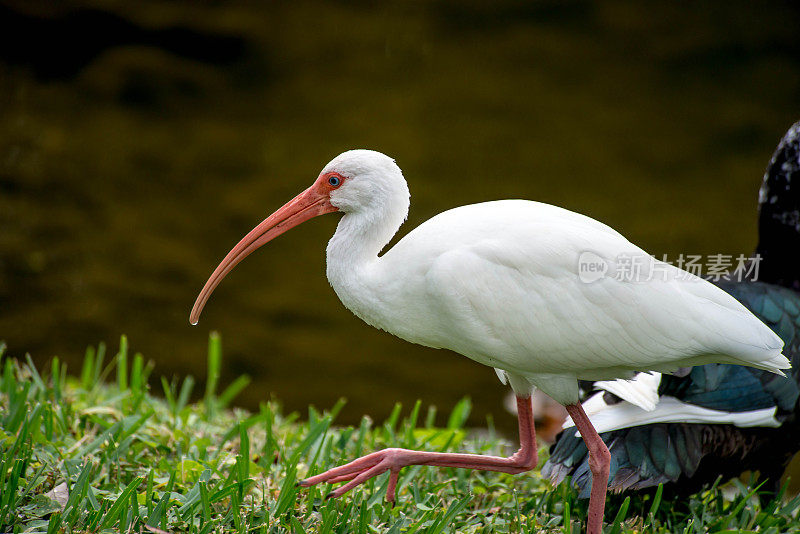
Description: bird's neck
325,203,408,326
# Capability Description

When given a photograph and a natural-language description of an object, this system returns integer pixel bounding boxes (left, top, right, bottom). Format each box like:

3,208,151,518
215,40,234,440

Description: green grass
2,334,800,533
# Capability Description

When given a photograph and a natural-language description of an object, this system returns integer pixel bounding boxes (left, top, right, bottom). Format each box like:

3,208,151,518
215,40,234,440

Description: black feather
756,121,800,291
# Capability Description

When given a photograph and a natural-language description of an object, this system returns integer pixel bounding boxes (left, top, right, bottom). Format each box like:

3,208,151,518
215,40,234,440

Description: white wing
368,200,788,403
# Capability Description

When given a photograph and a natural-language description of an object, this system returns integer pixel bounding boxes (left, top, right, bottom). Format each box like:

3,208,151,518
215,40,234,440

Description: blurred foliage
0,0,799,431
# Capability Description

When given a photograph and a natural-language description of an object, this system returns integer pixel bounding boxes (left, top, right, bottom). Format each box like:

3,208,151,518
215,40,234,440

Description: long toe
299,452,384,487
386,469,400,504
327,463,389,499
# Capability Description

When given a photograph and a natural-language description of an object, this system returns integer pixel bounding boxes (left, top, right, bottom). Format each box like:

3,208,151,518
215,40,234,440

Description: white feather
593,372,662,411
563,393,781,435
494,367,508,385
579,389,612,417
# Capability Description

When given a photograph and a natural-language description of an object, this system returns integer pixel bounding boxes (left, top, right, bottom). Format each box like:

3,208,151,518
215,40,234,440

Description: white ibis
191,150,789,533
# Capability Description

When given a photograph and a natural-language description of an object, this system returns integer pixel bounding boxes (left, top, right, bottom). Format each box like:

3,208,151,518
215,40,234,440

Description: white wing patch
563,392,781,435
593,372,662,411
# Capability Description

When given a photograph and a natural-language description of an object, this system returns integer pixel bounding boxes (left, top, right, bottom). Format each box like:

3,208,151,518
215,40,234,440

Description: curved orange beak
190,182,338,325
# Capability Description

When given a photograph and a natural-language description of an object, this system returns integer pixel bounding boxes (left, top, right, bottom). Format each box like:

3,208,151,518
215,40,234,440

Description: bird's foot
298,444,538,504
298,448,415,504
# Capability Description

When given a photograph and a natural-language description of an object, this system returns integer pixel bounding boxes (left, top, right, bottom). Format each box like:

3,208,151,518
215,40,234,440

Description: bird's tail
748,353,792,375
684,277,790,375
542,424,682,498
542,422,783,498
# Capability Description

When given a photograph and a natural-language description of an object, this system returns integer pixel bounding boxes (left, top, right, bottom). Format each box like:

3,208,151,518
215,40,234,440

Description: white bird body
324,191,786,405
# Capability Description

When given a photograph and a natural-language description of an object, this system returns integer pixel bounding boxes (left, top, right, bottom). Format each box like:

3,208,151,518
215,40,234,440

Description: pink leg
564,403,610,534
299,395,538,503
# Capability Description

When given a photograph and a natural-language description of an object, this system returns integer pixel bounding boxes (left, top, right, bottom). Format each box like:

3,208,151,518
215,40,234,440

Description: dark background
1,0,799,434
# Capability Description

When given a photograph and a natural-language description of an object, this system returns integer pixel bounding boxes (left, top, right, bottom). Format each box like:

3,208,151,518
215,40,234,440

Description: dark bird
543,120,800,497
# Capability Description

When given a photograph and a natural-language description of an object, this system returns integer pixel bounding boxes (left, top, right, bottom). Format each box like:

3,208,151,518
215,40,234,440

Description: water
1,0,799,436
